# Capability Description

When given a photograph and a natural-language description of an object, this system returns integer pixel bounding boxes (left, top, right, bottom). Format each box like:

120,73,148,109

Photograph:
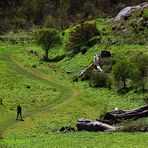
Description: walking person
16,105,23,121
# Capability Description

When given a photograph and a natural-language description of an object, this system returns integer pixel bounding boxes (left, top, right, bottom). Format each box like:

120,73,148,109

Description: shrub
67,23,100,53
89,72,111,88
131,52,148,91
35,28,61,61
112,59,139,89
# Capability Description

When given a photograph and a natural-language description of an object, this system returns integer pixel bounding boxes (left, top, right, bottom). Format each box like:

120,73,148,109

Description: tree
112,59,138,89
35,28,61,61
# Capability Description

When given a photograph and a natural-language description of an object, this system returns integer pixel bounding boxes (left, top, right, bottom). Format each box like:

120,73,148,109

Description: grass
1,132,148,148
0,17,148,147
0,43,147,147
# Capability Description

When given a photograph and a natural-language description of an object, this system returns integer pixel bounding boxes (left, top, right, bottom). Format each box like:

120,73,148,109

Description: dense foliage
0,0,146,32
112,59,138,89
67,23,100,53
131,52,148,90
90,72,111,88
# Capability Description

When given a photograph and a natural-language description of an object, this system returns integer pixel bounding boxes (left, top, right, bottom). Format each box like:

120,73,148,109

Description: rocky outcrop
114,2,148,21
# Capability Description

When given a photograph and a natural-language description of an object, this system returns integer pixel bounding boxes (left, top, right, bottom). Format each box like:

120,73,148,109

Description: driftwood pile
76,105,148,132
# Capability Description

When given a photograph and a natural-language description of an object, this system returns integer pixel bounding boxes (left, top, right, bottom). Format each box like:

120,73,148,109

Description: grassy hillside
0,15,148,147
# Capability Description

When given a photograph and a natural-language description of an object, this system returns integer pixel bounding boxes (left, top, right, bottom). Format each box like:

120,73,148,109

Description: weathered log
76,119,116,132
79,50,111,78
57,126,75,133
103,105,148,123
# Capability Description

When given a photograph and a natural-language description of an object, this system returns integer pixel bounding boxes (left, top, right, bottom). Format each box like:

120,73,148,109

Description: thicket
84,53,147,91
67,23,100,54
89,72,111,88
131,52,148,91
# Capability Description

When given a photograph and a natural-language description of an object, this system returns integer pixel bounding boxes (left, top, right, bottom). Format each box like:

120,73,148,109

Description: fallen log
79,50,111,79
76,119,116,132
57,126,75,133
103,105,148,123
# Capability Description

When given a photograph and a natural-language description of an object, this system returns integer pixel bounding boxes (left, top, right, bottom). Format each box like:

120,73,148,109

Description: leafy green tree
112,59,138,89
35,28,61,61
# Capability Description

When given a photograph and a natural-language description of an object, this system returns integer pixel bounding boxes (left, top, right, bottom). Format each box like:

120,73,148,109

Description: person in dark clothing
0,98,3,105
16,105,23,121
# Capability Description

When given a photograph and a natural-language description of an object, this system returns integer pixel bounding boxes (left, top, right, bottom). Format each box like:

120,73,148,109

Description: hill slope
0,5,148,148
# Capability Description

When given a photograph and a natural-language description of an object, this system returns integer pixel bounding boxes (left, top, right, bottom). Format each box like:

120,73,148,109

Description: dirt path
0,46,80,133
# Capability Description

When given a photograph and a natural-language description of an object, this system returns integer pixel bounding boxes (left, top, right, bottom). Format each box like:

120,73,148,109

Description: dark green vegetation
0,1,148,148
67,23,100,54
0,0,146,32
112,59,138,89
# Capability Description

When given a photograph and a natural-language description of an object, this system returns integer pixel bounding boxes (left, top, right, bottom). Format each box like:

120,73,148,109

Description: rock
101,50,111,58
114,2,148,21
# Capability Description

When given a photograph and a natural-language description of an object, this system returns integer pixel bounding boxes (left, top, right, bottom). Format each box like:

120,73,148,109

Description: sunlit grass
0,17,148,147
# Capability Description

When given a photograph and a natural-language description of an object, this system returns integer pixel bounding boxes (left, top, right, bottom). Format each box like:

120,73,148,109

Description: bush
35,28,61,61
67,23,100,53
89,72,111,88
131,52,148,91
112,59,139,89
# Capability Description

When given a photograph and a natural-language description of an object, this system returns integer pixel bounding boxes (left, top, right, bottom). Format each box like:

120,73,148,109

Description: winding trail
0,45,80,133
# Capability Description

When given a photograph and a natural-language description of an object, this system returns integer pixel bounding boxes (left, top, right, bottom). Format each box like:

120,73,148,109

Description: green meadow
0,16,148,147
